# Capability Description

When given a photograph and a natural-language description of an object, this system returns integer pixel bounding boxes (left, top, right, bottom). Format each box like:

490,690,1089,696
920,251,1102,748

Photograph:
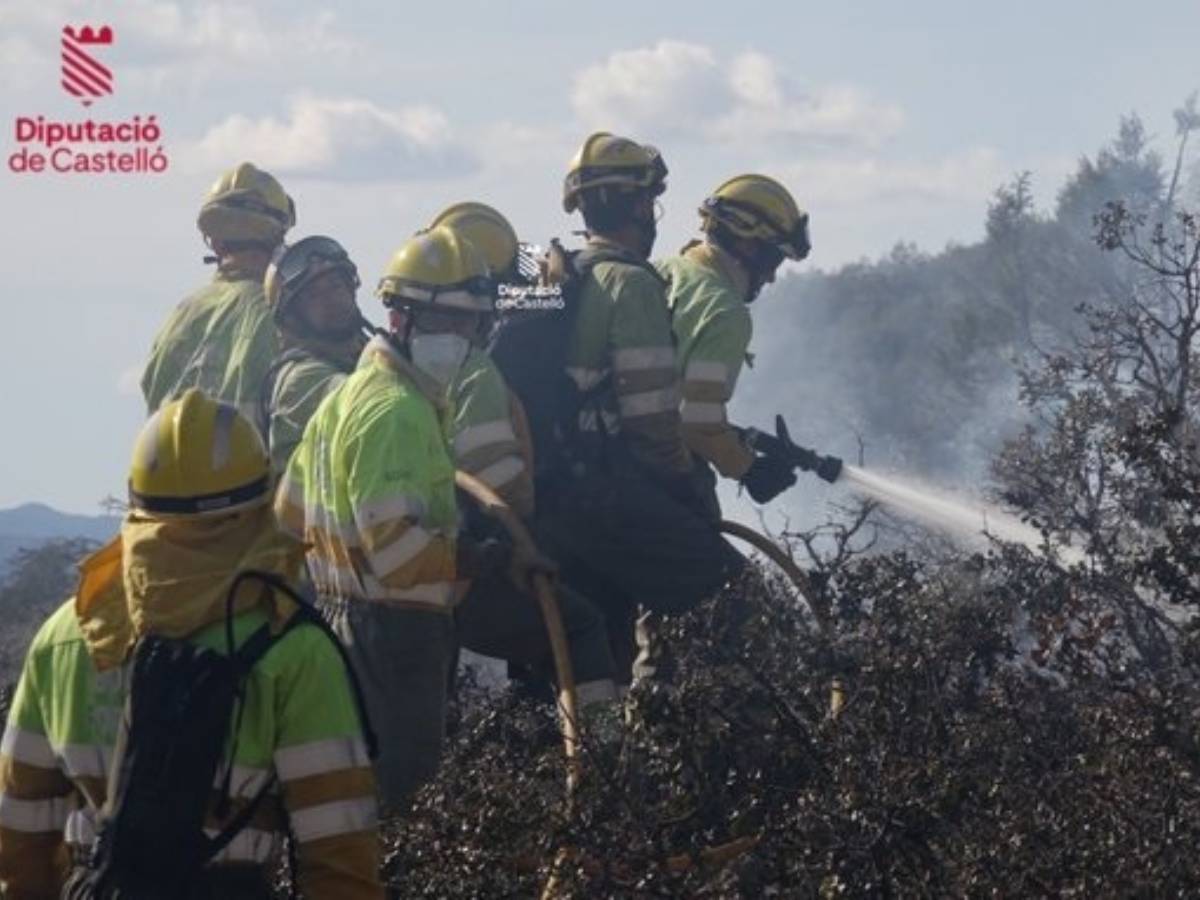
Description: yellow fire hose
455,471,581,791
718,520,845,716
717,519,829,634
454,478,836,893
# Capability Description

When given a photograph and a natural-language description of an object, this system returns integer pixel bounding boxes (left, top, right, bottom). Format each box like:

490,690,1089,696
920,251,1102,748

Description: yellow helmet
700,174,810,260
563,131,668,213
427,203,519,279
128,389,270,518
197,162,296,246
377,225,493,314
264,235,359,320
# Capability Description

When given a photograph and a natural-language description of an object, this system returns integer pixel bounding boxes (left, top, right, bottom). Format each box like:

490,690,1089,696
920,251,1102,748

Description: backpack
74,570,376,899
488,239,666,481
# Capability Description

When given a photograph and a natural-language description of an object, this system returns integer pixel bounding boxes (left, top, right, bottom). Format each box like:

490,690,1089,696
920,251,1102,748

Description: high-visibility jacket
142,266,279,422
274,336,459,612
265,352,353,477
565,238,691,477
445,348,534,519
658,242,755,479
0,599,381,900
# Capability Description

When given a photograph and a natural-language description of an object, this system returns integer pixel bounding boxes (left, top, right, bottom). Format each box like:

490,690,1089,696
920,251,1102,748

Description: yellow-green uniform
565,237,692,478
445,349,617,704
262,348,357,477
535,238,745,682
657,240,756,479
274,335,458,811
0,600,380,900
445,348,534,518
142,266,278,421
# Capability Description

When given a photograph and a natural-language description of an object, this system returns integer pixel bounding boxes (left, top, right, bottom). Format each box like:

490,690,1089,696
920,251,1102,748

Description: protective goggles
272,236,360,302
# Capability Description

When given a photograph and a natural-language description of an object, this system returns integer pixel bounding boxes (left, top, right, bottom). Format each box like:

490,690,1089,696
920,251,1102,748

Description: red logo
61,25,114,107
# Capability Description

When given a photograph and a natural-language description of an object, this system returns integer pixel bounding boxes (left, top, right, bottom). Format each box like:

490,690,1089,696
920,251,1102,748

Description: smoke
841,464,1084,565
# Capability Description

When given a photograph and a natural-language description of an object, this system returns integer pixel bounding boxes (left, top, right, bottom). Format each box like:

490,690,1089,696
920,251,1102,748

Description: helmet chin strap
712,232,770,303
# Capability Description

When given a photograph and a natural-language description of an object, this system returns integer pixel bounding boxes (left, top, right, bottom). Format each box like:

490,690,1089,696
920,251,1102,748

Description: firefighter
0,390,382,899
658,174,812,510
142,162,295,420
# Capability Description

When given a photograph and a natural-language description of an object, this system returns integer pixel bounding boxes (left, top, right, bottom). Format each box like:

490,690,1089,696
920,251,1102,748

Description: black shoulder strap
572,244,669,290
204,768,278,863
225,569,379,760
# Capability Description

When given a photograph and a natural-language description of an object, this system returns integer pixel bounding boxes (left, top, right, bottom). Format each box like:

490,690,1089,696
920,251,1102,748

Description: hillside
0,502,119,577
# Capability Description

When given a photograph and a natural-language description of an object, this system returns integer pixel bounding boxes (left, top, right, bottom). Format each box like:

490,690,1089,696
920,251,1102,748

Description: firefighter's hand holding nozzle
740,415,844,493
741,450,797,503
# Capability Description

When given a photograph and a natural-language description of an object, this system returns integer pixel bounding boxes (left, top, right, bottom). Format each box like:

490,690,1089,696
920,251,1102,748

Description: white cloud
180,95,477,181
571,41,727,139
117,364,142,397
571,41,904,150
0,1,359,94
123,1,354,64
0,34,50,93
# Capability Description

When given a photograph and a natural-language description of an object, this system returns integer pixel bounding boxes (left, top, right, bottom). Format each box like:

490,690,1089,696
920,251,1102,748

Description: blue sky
1,0,1197,515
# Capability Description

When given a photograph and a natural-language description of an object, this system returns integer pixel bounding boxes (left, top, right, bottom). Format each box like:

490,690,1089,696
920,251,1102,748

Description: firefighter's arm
348,405,458,591
274,628,384,900
268,360,348,477
448,358,534,519
0,647,73,900
679,307,755,479
608,266,692,476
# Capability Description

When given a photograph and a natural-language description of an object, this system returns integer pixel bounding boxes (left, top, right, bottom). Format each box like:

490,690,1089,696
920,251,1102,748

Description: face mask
409,332,470,387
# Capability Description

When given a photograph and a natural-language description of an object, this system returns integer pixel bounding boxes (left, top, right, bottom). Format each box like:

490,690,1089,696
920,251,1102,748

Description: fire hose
455,471,581,790
456,473,839,893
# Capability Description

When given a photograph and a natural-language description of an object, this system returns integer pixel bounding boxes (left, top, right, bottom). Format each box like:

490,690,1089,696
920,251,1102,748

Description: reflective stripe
206,826,279,863
1,727,57,768
370,580,456,608
613,346,675,372
685,360,729,384
276,471,305,510
370,526,433,578
291,796,377,843
65,807,96,846
681,400,726,424
57,743,109,779
0,794,70,832
226,764,273,798
566,366,606,391
308,512,362,547
354,493,426,528
453,420,516,457
276,737,370,782
475,456,525,490
618,386,679,418
578,408,621,434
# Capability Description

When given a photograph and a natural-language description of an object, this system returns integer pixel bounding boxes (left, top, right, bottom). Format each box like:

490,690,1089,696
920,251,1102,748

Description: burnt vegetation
4,106,1200,897
380,104,1200,897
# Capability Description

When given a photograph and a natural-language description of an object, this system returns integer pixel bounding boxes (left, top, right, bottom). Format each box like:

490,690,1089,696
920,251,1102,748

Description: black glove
740,452,797,504
455,537,511,581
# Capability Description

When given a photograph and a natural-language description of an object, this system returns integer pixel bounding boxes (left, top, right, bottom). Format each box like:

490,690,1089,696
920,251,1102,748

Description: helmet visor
783,213,811,260
273,236,359,310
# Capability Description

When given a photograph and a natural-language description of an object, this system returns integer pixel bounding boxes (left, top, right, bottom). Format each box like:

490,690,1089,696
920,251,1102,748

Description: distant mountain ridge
0,503,119,576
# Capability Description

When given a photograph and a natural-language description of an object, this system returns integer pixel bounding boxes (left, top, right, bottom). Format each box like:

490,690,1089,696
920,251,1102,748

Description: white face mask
409,332,470,387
